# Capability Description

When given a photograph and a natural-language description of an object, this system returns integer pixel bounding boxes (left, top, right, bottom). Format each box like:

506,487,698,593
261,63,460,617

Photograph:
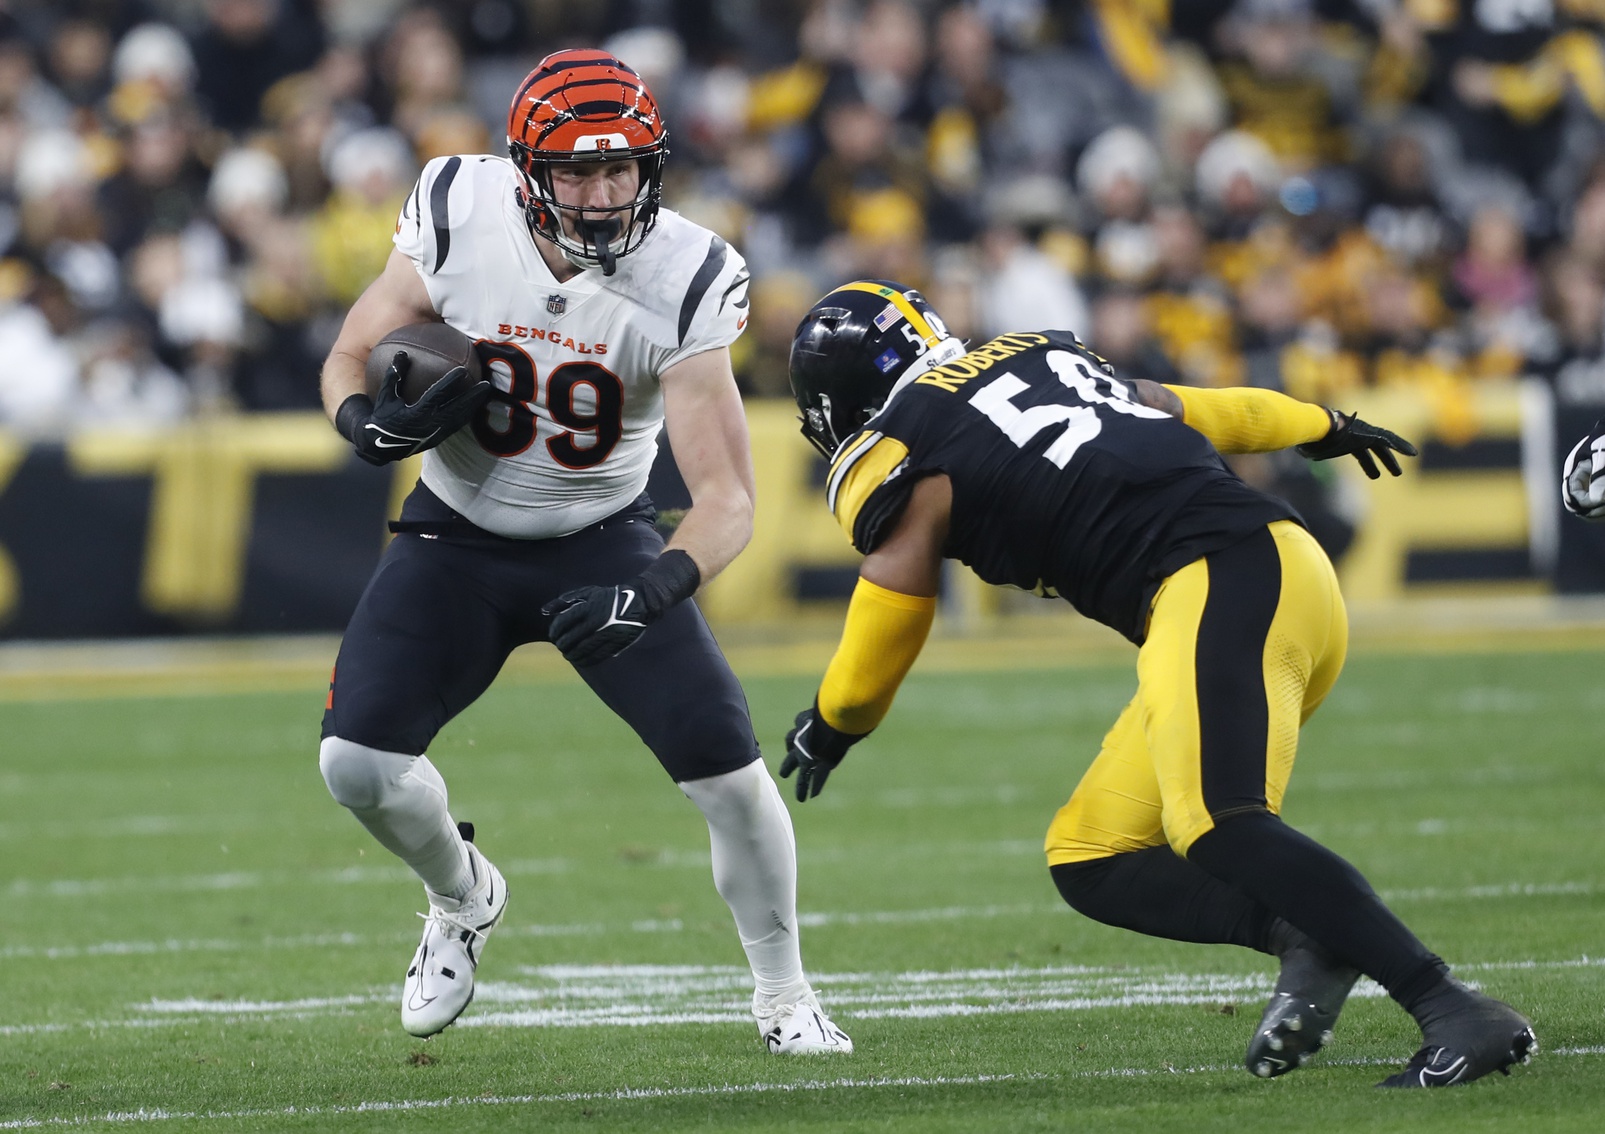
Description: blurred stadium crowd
2,0,1604,457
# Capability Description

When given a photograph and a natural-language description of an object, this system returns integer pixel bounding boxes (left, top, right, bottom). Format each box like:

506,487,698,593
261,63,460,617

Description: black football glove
1296,409,1418,480
542,549,701,667
779,703,867,802
336,351,494,465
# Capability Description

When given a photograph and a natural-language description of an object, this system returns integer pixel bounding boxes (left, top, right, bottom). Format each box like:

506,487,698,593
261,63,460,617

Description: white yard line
7,876,1599,964
5,1051,1605,1130
3,958,1600,1038
4,859,573,899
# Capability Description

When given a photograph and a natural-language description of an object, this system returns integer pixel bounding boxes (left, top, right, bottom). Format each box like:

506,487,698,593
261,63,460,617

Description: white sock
680,760,811,1007
318,737,473,900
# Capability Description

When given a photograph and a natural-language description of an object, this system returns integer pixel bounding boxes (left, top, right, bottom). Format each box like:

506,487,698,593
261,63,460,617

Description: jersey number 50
969,350,1168,468
470,341,623,468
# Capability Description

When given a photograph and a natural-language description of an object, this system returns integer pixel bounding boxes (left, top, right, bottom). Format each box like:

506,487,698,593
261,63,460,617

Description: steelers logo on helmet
506,49,669,276
789,280,963,460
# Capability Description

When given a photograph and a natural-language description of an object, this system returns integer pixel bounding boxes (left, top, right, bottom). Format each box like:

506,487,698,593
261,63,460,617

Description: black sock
1186,810,1444,994
1050,845,1281,952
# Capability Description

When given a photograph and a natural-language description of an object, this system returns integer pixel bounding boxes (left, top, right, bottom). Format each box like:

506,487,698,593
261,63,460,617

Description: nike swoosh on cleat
1421,1056,1469,1086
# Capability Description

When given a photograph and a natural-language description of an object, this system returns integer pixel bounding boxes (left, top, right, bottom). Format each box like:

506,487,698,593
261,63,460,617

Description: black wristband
335,393,375,443
634,549,701,617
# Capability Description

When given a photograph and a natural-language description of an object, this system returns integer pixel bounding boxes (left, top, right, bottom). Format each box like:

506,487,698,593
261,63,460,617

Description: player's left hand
780,704,867,802
542,550,702,667
1563,423,1605,520
1296,411,1418,479
543,583,654,666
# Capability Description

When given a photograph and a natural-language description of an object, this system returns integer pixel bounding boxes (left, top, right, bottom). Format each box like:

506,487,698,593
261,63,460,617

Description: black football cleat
1378,991,1536,1088
1246,940,1360,1078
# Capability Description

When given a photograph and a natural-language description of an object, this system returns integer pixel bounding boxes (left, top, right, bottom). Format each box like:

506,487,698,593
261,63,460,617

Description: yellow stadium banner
0,388,1577,640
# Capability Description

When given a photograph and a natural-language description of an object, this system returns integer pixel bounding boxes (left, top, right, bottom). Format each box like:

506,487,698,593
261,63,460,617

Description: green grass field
2,644,1602,1131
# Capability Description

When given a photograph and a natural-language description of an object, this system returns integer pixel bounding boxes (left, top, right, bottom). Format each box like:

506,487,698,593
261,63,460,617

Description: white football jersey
393,154,750,538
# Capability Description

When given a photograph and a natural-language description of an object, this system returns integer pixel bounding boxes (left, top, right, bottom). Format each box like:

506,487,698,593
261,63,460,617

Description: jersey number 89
471,341,623,468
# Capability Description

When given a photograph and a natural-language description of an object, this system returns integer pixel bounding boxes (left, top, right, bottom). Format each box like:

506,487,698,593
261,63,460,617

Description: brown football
365,322,482,405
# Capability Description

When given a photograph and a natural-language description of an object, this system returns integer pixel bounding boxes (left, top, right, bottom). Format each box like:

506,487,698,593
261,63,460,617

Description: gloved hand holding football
336,322,495,465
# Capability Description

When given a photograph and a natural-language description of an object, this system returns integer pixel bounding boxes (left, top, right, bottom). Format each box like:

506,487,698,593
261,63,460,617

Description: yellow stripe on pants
1045,521,1348,865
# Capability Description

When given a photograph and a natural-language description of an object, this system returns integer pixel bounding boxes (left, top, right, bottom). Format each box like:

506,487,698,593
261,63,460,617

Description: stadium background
3,0,1605,639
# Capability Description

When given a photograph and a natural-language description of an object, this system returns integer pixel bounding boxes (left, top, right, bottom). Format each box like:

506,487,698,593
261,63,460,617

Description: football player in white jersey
313,49,851,1055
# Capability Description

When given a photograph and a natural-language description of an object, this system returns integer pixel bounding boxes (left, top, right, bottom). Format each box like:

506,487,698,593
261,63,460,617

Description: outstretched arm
544,346,755,667
781,474,950,801
1129,380,1418,479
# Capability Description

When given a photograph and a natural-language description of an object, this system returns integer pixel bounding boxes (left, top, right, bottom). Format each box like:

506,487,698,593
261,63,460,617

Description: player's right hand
780,704,866,802
1563,423,1605,520
344,352,494,465
1295,411,1418,479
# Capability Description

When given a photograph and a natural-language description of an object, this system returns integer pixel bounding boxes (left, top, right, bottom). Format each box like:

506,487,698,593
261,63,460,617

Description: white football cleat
400,830,507,1038
757,991,854,1055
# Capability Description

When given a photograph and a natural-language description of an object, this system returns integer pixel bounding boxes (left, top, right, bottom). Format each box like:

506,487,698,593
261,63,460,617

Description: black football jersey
826,331,1300,643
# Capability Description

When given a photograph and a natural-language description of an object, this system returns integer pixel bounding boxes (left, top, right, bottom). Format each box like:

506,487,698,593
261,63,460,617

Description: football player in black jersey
780,280,1537,1089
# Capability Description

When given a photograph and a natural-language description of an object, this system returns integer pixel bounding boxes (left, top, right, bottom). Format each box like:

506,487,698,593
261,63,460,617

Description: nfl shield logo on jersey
546,294,566,316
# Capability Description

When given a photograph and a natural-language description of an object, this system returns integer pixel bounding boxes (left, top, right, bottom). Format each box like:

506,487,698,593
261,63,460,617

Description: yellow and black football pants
1046,522,1448,1003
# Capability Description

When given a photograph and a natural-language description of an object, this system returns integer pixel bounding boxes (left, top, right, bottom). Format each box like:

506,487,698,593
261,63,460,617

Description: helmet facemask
505,50,669,276
509,141,667,276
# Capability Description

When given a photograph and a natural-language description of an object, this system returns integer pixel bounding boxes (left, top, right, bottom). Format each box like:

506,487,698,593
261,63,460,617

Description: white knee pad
318,736,467,896
320,737,410,810
680,759,794,840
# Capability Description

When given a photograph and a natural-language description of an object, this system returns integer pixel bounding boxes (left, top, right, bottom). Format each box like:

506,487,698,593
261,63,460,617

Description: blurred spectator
1078,126,1161,284
1568,175,1605,277
128,226,245,411
97,110,208,255
79,314,191,425
1535,252,1605,401
1196,128,1282,240
0,37,72,129
107,23,197,125
735,270,817,399
1451,201,1543,372
309,127,412,308
976,214,1089,340
923,4,1008,238
1088,286,1184,385
1215,0,1355,171
1146,203,1239,386
788,87,926,246
13,129,122,319
830,0,931,128
190,0,323,134
380,7,470,141
1154,41,1229,178
1361,124,1453,276
834,186,930,287
0,267,78,434
47,17,114,109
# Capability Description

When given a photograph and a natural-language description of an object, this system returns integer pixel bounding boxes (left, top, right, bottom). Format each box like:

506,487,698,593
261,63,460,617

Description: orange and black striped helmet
506,49,668,275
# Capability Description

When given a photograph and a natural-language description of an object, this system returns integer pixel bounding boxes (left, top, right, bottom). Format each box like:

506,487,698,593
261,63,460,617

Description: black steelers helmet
789,280,963,459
